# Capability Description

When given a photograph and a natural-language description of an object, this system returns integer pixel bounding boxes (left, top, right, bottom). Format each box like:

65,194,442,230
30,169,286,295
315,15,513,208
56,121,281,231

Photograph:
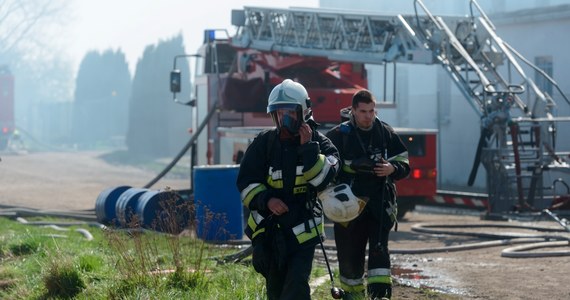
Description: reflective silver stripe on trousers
340,275,364,286
368,268,391,277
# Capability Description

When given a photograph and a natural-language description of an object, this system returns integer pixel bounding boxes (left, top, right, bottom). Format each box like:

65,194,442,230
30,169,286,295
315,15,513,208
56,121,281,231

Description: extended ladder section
231,0,570,214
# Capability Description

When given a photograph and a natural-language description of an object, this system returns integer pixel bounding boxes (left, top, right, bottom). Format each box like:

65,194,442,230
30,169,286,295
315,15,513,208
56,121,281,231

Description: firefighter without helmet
318,184,366,223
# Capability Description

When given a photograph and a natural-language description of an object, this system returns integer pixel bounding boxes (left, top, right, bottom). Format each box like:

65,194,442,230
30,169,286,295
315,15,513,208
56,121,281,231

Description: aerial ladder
230,0,570,215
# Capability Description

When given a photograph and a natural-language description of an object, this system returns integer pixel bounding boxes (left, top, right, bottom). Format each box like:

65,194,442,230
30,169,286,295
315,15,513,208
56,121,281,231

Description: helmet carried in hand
318,184,366,223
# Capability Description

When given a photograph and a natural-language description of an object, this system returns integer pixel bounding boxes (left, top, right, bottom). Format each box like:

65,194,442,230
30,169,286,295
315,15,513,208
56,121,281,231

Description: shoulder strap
339,120,352,153
374,118,387,159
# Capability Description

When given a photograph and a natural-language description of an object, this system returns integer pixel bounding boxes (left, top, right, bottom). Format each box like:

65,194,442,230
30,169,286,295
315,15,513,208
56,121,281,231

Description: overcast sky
65,0,318,74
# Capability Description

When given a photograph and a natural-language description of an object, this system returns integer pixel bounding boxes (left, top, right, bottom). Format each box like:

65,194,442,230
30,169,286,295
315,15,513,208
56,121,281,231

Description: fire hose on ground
3,203,569,259
394,216,570,258
215,209,570,263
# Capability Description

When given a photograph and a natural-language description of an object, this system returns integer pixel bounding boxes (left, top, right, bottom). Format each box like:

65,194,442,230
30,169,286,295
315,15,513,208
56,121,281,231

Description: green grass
0,216,457,299
0,217,329,299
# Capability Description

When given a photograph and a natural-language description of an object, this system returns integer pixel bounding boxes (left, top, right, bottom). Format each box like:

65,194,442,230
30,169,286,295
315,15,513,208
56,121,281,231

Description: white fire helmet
267,79,312,133
318,184,366,223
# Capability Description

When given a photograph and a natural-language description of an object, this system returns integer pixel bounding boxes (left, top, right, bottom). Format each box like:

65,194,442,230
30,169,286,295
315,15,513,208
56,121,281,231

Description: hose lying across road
2,204,569,258
394,221,570,258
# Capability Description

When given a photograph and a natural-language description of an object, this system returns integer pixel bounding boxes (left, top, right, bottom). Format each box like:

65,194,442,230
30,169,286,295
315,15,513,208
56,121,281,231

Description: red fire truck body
395,129,437,200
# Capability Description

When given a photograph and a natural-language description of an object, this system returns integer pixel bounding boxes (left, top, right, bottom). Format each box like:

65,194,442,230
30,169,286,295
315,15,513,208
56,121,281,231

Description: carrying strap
341,118,387,158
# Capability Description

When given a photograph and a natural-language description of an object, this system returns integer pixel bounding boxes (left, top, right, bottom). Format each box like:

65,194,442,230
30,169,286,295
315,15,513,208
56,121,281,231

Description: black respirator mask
271,105,304,134
280,112,303,133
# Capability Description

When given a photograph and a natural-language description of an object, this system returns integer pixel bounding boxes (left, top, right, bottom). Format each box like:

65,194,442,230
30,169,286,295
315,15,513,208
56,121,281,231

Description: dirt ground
1,151,569,299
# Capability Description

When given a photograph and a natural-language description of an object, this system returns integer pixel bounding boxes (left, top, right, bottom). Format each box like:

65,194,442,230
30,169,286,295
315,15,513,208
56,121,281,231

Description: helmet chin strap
304,109,313,122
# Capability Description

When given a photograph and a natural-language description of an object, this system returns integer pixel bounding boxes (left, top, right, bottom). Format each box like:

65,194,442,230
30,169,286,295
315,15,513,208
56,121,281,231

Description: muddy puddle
391,259,471,297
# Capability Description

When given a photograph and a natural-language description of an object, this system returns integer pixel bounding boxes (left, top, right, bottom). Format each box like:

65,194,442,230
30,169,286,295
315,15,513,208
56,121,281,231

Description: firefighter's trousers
334,209,393,299
264,243,315,300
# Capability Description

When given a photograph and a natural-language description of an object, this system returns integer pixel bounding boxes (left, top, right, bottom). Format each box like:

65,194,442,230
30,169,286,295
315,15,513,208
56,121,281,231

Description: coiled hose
390,216,570,258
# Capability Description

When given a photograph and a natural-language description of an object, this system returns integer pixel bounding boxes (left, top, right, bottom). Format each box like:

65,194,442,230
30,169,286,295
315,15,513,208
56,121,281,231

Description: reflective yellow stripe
246,211,266,239
248,213,264,239
251,227,265,240
367,275,392,285
246,214,258,232
295,175,307,185
342,164,356,174
242,184,267,207
340,284,365,293
304,154,325,181
294,219,323,243
341,284,365,292
267,176,283,188
292,217,321,235
308,155,333,186
268,175,307,189
268,164,308,189
340,275,365,292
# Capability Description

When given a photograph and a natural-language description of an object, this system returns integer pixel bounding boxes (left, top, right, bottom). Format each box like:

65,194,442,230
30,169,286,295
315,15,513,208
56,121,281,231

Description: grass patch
42,257,86,299
8,235,41,256
0,215,268,299
0,216,458,299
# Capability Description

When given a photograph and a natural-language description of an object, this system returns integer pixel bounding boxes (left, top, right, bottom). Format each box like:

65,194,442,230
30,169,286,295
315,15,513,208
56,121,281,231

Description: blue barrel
136,189,189,234
193,165,243,241
115,188,148,227
95,185,131,225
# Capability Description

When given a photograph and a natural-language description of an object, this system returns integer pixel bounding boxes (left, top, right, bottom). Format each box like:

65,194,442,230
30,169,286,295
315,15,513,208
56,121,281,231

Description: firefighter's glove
350,156,377,175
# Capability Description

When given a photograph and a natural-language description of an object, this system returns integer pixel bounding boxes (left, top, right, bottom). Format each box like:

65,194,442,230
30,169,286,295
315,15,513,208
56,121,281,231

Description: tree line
0,0,193,158
72,34,192,158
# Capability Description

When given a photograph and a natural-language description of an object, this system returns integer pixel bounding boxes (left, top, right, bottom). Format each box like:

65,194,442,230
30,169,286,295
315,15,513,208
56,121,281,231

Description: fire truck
170,0,570,218
170,33,437,219
0,65,15,151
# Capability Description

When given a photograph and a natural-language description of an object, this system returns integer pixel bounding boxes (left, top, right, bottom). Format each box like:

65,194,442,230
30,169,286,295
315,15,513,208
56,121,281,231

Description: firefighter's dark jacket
237,128,340,248
325,118,410,221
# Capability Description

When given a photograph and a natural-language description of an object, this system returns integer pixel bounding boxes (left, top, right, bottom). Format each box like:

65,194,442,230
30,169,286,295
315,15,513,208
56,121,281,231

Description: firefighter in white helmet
326,89,410,300
236,79,340,299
